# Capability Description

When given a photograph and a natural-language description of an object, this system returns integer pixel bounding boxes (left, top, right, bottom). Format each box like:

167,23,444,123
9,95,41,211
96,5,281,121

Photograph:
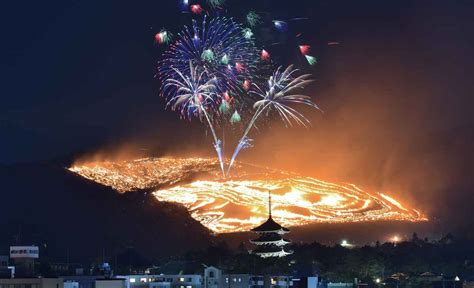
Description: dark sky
1,1,473,225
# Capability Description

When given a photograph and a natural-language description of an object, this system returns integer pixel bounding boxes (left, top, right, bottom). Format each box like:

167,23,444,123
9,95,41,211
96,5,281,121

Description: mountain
0,162,211,265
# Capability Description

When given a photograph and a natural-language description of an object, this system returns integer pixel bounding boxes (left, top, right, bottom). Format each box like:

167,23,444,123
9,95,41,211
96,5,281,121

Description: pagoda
250,190,292,258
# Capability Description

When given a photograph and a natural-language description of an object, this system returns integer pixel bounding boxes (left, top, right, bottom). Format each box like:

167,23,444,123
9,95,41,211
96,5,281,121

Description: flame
69,157,427,233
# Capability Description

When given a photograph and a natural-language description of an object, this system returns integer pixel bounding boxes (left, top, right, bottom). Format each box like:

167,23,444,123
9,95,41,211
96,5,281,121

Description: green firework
246,11,261,27
243,28,253,39
305,55,317,65
201,49,215,62
230,110,241,124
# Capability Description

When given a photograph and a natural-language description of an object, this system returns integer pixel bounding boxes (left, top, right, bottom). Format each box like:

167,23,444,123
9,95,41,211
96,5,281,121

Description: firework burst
163,62,226,175
157,16,260,108
227,65,319,175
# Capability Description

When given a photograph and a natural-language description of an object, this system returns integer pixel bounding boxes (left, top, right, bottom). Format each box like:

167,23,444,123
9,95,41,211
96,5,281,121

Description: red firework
261,49,270,61
235,62,244,73
243,80,251,90
191,4,203,14
299,45,311,55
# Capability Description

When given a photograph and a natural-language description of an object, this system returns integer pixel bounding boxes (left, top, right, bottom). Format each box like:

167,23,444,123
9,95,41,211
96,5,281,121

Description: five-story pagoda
250,191,292,258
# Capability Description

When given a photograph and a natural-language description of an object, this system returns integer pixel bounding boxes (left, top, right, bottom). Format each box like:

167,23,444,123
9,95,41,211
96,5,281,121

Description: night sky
1,1,473,227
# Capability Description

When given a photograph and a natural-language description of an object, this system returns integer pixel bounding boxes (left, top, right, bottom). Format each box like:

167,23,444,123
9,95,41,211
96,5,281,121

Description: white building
203,267,292,288
118,274,202,288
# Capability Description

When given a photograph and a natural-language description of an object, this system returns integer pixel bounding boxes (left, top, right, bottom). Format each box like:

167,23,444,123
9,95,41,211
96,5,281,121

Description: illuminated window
140,278,147,283
130,279,136,283
186,286,192,288
179,278,185,282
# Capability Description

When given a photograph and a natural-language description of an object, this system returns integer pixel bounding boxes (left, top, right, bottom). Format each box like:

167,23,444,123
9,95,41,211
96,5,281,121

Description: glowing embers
68,157,427,234
68,157,219,192
152,177,426,233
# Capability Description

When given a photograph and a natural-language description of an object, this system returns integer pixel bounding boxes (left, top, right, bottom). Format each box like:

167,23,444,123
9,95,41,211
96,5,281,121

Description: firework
191,4,203,14
242,28,254,39
201,49,215,62
207,0,225,8
227,66,319,175
273,20,288,32
243,79,251,90
299,45,311,55
230,110,241,124
219,100,230,114
305,55,317,65
246,11,261,27
163,62,225,176
155,30,171,44
261,49,270,61
158,16,259,104
179,0,189,12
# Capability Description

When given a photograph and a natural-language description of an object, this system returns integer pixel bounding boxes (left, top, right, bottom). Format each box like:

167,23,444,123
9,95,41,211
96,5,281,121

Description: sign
10,246,39,259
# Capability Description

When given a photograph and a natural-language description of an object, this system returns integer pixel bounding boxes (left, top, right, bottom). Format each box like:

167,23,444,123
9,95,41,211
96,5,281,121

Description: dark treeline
152,233,474,286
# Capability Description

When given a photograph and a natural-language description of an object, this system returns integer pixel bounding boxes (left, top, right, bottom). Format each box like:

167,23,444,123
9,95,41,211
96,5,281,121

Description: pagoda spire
268,190,272,218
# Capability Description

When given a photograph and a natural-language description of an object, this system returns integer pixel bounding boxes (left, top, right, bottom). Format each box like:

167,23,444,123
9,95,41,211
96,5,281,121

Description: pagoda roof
250,233,290,244
251,217,290,233
253,246,294,258
253,245,284,254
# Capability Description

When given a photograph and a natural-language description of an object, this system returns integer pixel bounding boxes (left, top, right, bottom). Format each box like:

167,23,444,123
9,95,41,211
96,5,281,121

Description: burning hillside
69,157,427,233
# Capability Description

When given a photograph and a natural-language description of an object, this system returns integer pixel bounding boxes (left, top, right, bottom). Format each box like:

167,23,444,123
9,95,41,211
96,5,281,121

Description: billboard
10,246,39,259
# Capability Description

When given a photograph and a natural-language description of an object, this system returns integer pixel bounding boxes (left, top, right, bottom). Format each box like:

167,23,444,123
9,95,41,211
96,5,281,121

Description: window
130,279,136,283
140,278,147,283
209,272,215,278
179,278,185,282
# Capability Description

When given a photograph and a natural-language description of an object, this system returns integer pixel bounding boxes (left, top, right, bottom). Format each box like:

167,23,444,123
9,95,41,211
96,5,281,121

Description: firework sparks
155,30,171,44
163,62,225,176
157,16,259,103
261,49,270,61
227,65,319,175
246,11,261,27
273,20,288,32
242,28,254,39
190,4,203,14
305,55,317,65
299,45,311,55
207,0,225,8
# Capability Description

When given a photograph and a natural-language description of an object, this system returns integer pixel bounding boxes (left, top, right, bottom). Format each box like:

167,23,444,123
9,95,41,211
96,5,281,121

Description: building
0,277,63,288
9,246,39,277
205,266,259,288
265,276,293,288
203,267,295,288
250,192,292,258
95,279,126,288
64,281,80,288
118,274,202,288
291,277,318,288
0,256,14,279
62,276,126,288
